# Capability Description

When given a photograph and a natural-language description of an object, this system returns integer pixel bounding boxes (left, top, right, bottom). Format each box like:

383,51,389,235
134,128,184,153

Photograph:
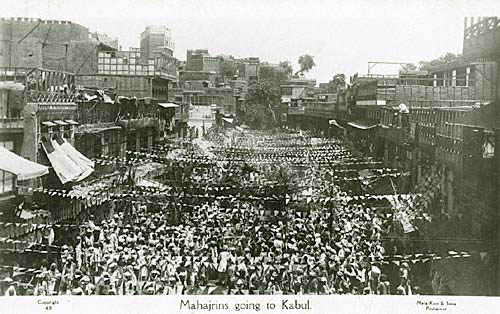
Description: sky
3,0,500,83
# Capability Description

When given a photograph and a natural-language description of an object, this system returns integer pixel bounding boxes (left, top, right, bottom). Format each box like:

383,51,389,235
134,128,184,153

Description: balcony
27,91,76,103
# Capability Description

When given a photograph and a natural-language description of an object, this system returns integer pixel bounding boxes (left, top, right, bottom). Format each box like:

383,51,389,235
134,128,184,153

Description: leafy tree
327,73,346,92
418,52,462,72
259,65,288,85
403,63,418,71
279,61,293,76
296,54,316,75
219,59,236,78
241,80,281,129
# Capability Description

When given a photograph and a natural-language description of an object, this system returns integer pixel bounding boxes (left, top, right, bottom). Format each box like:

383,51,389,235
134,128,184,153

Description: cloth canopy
347,118,379,130
41,121,57,127
53,120,69,126
329,119,344,129
55,136,94,180
0,147,49,181
41,136,94,184
65,120,79,125
222,118,234,124
158,103,179,108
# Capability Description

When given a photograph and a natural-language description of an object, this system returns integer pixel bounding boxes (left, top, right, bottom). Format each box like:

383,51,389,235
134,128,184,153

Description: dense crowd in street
2,129,419,295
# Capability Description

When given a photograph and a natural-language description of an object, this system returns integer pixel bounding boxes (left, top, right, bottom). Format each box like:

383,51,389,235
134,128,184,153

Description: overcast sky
3,0,500,82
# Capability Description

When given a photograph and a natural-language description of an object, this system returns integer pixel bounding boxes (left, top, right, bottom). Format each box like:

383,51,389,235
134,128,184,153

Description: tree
259,65,288,85
418,52,461,72
327,73,346,92
296,54,316,75
219,59,236,78
279,61,293,76
241,81,281,129
404,63,418,71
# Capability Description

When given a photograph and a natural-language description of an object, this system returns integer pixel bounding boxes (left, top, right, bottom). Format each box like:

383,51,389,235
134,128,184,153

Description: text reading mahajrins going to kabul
180,299,312,311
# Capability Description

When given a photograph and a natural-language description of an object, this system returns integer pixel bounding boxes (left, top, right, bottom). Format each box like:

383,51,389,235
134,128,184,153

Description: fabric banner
41,138,83,184
54,136,94,181
0,147,48,181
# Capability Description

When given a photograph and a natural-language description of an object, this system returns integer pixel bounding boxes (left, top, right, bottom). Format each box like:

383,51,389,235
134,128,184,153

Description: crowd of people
2,129,420,296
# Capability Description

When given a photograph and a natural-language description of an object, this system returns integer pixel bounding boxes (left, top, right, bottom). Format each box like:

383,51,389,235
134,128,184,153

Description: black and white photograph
0,0,500,313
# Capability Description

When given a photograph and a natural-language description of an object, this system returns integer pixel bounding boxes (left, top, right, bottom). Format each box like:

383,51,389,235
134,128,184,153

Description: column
136,131,140,152
147,129,153,153
447,169,454,213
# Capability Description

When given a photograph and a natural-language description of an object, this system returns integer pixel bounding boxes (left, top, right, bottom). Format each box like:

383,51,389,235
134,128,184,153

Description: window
0,141,15,194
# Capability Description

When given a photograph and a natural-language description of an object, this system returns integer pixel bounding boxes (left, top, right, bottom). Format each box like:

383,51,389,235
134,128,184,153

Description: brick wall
0,18,90,69
0,38,43,67
67,41,100,74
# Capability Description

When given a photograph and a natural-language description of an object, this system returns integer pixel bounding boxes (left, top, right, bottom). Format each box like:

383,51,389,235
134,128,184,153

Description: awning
0,147,49,180
54,135,95,170
65,120,79,125
347,118,379,130
222,118,234,124
158,103,179,108
41,121,57,127
41,136,94,184
53,120,69,126
329,119,344,129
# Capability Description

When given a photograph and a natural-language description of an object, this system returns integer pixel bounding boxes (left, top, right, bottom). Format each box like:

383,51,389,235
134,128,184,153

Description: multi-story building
0,17,120,75
140,25,174,59
181,49,238,115
290,17,500,295
179,71,217,88
235,57,259,82
281,76,318,127
186,49,210,71
75,49,176,98
0,66,98,230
